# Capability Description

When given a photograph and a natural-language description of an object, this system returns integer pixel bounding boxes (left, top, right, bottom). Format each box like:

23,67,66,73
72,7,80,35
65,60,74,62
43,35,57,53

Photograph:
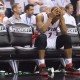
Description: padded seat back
0,24,10,47
7,23,33,46
66,24,80,44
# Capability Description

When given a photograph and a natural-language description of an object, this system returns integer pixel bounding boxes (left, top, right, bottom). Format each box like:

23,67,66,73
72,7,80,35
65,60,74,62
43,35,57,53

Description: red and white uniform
38,12,59,48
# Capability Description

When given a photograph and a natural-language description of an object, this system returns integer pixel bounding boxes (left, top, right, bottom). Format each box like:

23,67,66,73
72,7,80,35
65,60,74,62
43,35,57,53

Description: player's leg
35,34,48,76
56,34,80,74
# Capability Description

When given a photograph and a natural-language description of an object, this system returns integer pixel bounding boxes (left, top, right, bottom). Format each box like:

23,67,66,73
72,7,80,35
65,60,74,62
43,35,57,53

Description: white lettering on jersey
45,21,59,39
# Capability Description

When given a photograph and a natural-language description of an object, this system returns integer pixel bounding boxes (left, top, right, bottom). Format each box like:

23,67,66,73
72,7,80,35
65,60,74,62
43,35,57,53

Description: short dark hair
65,3,73,10
12,3,19,11
25,4,34,12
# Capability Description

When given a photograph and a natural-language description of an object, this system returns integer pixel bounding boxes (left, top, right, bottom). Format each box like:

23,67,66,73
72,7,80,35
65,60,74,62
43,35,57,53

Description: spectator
21,4,37,44
21,4,36,25
4,0,13,18
71,0,78,21
0,0,8,24
76,0,80,23
40,5,51,14
43,0,57,7
64,3,77,26
14,0,29,12
24,0,29,6
6,3,25,24
28,0,43,15
77,0,80,16
56,0,71,7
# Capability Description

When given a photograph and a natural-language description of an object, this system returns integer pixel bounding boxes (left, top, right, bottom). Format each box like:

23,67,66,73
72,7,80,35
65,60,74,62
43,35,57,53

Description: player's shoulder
36,13,44,20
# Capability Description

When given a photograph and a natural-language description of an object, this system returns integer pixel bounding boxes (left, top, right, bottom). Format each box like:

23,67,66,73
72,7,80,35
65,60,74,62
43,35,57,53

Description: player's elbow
40,28,46,33
61,29,67,34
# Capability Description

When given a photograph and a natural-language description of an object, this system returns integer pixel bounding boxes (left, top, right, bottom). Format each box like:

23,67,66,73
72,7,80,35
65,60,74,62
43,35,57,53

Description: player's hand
49,7,61,19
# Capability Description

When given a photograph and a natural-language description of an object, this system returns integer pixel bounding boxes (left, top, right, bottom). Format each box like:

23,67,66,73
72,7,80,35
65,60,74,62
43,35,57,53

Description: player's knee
64,35,72,44
64,35,72,49
35,34,47,50
38,34,47,45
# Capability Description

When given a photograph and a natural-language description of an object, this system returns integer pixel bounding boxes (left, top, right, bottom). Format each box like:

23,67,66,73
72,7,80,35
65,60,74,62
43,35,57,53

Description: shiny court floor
0,72,80,80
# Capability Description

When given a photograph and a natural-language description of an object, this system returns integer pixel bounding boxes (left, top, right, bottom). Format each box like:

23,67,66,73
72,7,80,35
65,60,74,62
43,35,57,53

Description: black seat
66,24,80,57
66,24,80,44
7,23,34,73
0,47,15,55
14,47,38,59
0,24,15,73
0,24,15,59
7,23,33,46
7,23,33,58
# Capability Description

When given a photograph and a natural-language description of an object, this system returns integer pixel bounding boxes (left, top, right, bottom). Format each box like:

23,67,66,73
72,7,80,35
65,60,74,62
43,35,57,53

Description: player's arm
36,8,58,33
36,15,53,33
59,15,67,34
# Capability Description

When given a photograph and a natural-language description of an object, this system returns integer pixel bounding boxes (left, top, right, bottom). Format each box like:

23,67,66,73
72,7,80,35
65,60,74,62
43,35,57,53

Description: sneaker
65,66,80,75
39,64,48,76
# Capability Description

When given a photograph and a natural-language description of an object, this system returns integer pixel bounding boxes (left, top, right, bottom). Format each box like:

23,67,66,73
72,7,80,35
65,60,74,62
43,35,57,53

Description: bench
0,23,80,73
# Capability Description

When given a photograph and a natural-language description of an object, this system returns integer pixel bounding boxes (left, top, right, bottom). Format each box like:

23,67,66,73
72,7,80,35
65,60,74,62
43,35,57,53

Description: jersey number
48,32,52,38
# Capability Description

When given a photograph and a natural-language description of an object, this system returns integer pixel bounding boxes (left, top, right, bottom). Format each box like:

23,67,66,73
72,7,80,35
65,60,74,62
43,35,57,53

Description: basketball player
35,6,80,76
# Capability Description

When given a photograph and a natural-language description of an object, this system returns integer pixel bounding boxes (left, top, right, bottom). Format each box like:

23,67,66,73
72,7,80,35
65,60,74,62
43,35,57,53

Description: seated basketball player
35,6,80,76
